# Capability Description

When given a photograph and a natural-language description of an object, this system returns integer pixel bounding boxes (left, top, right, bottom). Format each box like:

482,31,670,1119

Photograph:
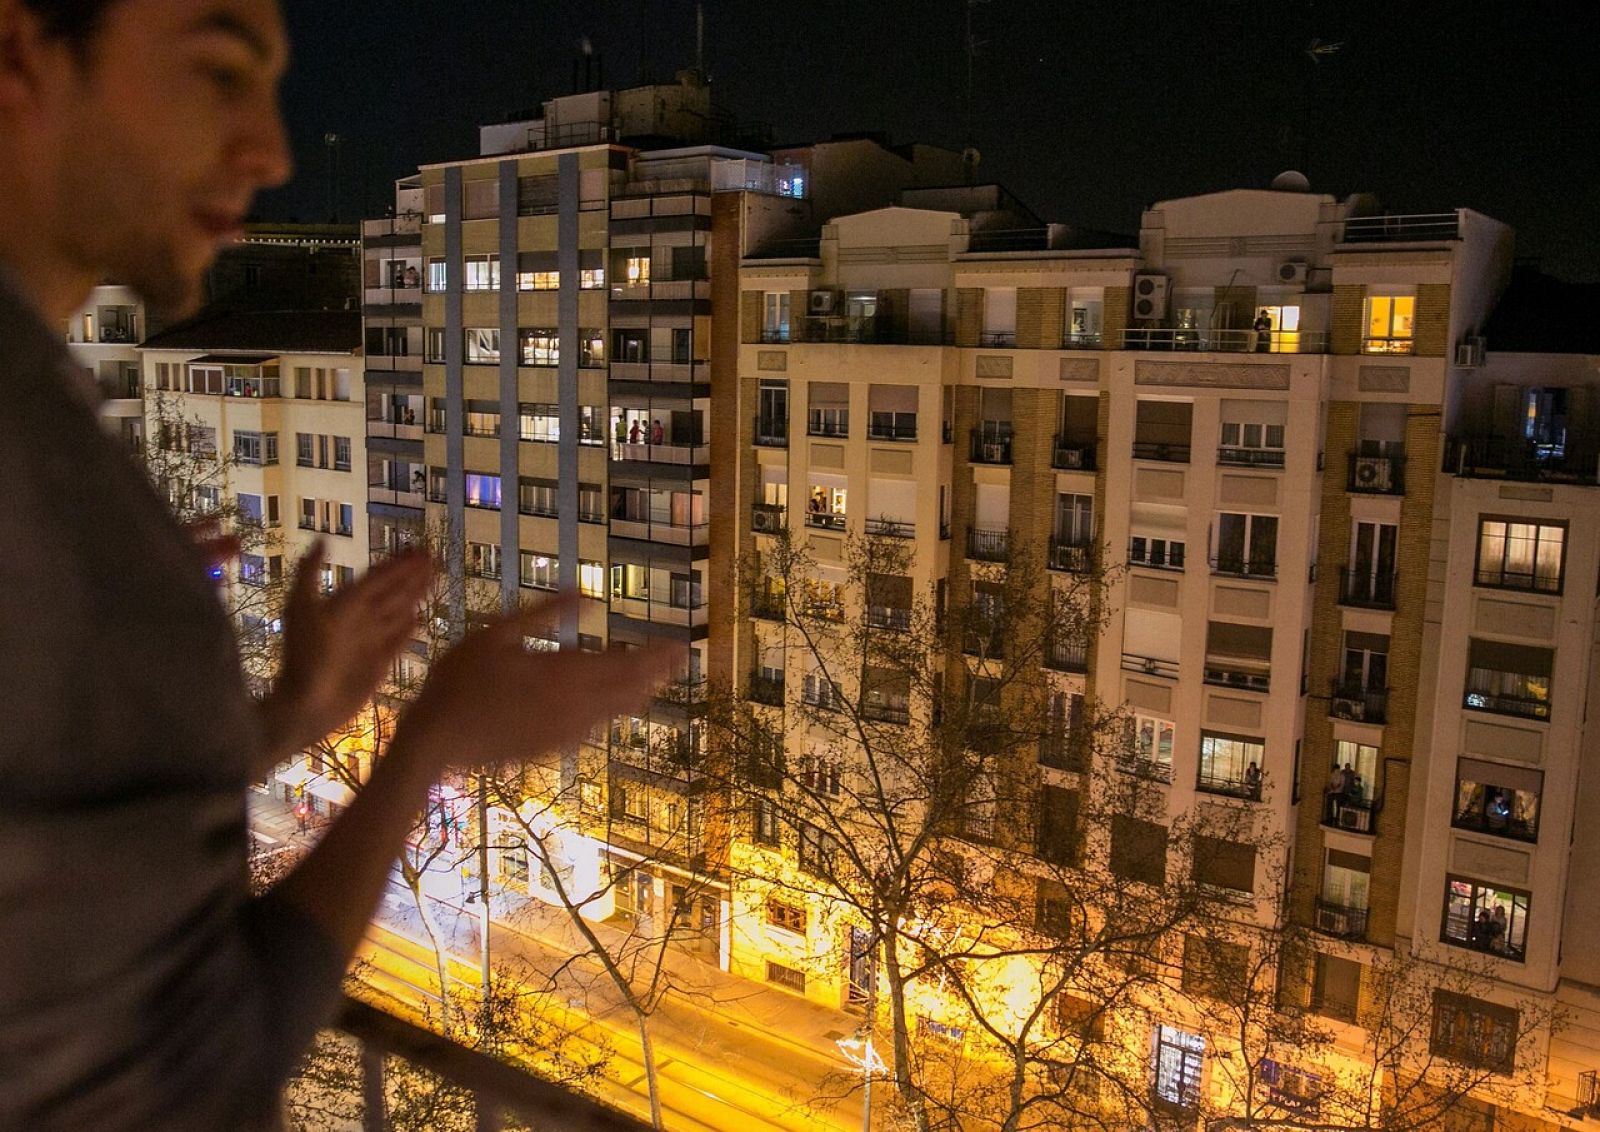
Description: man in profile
0,1,667,1127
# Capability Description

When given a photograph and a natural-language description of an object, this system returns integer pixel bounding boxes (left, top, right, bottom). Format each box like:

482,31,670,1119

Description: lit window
624,255,650,287
463,327,499,364
1128,714,1175,772
1364,294,1415,354
1453,759,1541,843
519,328,559,367
1442,876,1530,961
426,257,447,292
463,253,499,292
1475,518,1564,593
1152,1025,1204,1112
578,560,605,599
463,472,501,510
519,552,557,591
519,403,560,443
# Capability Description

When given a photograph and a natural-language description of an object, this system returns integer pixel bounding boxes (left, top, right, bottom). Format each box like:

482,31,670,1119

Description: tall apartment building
378,70,968,967
64,283,147,452
724,182,1600,1125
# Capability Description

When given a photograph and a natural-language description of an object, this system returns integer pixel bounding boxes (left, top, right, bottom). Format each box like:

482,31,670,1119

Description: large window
1431,990,1518,1073
1463,638,1552,720
1215,513,1278,577
1193,836,1255,894
519,552,557,590
1152,1025,1204,1113
519,328,558,367
1182,935,1248,1001
1453,759,1541,843
425,257,447,292
463,253,500,292
797,823,837,879
1198,732,1264,799
1475,518,1564,593
763,291,791,342
232,430,278,466
1442,877,1530,961
463,327,499,364
463,472,501,510
1111,816,1168,887
1125,714,1175,778
1364,293,1415,354
519,403,560,443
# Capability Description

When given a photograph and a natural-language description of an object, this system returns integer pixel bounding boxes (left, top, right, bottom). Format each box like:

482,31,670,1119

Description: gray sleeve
239,892,351,1094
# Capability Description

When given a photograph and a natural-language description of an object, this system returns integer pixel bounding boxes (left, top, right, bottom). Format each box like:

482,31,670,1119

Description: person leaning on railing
0,2,675,1129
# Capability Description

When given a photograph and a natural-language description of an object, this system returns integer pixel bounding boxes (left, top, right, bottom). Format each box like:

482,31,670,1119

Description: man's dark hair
23,0,121,46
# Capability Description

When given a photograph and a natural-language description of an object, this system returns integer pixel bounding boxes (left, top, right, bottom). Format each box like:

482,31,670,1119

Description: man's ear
0,0,58,113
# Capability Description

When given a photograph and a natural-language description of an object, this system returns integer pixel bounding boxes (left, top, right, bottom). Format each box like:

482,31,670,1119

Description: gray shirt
0,273,343,1130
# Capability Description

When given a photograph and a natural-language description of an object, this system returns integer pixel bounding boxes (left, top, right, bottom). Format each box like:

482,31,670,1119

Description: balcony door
1351,522,1397,601
1342,638,1388,694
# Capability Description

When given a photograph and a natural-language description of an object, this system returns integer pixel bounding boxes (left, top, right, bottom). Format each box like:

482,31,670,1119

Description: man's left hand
254,542,432,772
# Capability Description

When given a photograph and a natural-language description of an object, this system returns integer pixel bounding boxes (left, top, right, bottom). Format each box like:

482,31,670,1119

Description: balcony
866,605,912,632
608,359,707,384
610,279,710,302
867,419,918,442
1340,211,1460,243
362,285,423,307
1324,792,1376,833
608,517,709,547
1197,770,1263,801
1463,684,1550,722
609,441,710,466
1348,452,1406,494
753,415,788,448
1131,441,1191,463
805,510,847,532
969,427,1014,465
1361,337,1415,356
1045,639,1089,673
1217,446,1286,468
1052,438,1095,471
1446,435,1600,485
1048,539,1095,574
750,591,786,621
1329,682,1389,725
1203,665,1270,693
860,698,911,725
751,502,786,534
322,996,648,1132
1116,754,1174,783
1121,653,1178,679
1121,328,1329,353
1314,899,1370,940
1211,555,1277,580
611,596,708,629
654,676,708,708
1339,568,1397,610
1060,332,1103,349
966,527,1010,563
864,517,914,539
366,418,425,442
748,672,785,707
1038,732,1088,772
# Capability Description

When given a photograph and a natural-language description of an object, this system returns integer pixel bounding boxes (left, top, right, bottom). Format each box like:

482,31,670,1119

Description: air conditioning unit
1277,260,1310,285
808,289,837,315
1455,336,1485,367
1132,274,1168,320
1337,807,1363,830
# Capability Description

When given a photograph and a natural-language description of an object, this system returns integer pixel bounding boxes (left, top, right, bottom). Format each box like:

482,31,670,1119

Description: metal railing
1473,565,1562,594
608,359,707,384
330,996,648,1132
1578,1069,1599,1112
750,591,786,621
1324,793,1376,832
1131,440,1190,463
1348,452,1406,494
860,698,911,724
967,527,1010,562
805,510,847,531
866,605,912,631
864,517,915,539
751,502,786,533
1038,732,1088,772
867,420,918,442
1196,771,1263,801
1210,556,1277,580
1127,540,1185,571
1339,567,1397,610
1314,899,1370,940
1341,211,1460,243
1045,639,1089,673
1329,682,1389,725
1463,682,1551,721
1362,336,1415,356
1120,328,1329,353
609,441,710,466
1217,446,1286,468
1117,754,1174,783
969,426,1014,465
1121,653,1178,679
752,415,787,447
806,414,849,438
1446,435,1600,485
1060,332,1102,349
1052,438,1096,471
1203,665,1271,693
747,672,784,706
1048,539,1095,573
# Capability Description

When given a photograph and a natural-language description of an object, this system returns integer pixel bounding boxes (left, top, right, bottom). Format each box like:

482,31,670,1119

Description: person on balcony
402,264,418,288
1244,761,1262,795
0,3,673,1129
1253,309,1273,352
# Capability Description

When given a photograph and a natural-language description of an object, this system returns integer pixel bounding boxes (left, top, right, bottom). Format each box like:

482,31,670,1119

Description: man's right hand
396,593,679,773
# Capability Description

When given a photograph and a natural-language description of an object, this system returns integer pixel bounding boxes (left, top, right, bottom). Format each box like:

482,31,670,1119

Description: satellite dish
1271,170,1311,193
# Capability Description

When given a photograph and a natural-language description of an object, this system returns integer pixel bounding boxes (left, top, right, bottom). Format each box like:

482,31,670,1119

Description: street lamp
835,1029,887,1132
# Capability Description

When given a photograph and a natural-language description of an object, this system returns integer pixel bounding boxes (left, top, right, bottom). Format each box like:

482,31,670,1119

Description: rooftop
139,309,362,355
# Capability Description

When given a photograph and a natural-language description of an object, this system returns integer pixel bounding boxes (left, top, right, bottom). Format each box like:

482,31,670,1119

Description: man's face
48,0,291,315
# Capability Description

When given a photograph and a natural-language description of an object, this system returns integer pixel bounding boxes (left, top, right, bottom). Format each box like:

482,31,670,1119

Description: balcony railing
753,415,788,447
750,591,786,621
751,502,786,533
1339,567,1397,610
1217,446,1286,468
1060,331,1102,349
1329,682,1389,725
864,517,915,539
1463,683,1550,721
1446,435,1600,485
1203,665,1270,693
1048,539,1095,573
1197,770,1263,801
860,698,911,724
1340,211,1460,243
1324,793,1376,833
806,415,849,438
1348,452,1406,494
1314,899,1370,940
366,419,426,442
1361,337,1415,355
1121,328,1329,353
1211,556,1277,580
969,427,1014,465
1117,754,1174,783
327,996,648,1132
966,527,1010,563
747,672,785,706
805,510,847,531
1052,438,1096,471
608,359,707,384
1121,653,1179,679
1131,440,1190,463
609,518,709,547
866,605,912,631
1045,639,1089,673
963,631,1006,660
609,279,710,302
1451,805,1537,844
1038,732,1088,772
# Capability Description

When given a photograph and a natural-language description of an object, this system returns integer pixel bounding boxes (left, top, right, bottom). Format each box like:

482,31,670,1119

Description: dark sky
263,0,1600,280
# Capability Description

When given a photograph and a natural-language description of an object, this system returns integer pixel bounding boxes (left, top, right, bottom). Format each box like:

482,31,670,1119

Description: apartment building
64,283,147,452
387,70,972,968
724,180,1599,1125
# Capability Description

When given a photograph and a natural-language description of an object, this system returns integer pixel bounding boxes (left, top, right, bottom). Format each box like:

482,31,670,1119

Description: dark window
1431,990,1519,1073
1193,836,1256,893
1110,815,1168,886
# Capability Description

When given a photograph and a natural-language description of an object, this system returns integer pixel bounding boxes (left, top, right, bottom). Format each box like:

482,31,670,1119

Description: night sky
263,0,1600,280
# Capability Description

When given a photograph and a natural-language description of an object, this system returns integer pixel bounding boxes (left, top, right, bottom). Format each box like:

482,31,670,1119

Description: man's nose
238,97,294,192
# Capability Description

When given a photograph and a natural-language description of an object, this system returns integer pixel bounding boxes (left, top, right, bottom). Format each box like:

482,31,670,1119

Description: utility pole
475,774,491,1003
